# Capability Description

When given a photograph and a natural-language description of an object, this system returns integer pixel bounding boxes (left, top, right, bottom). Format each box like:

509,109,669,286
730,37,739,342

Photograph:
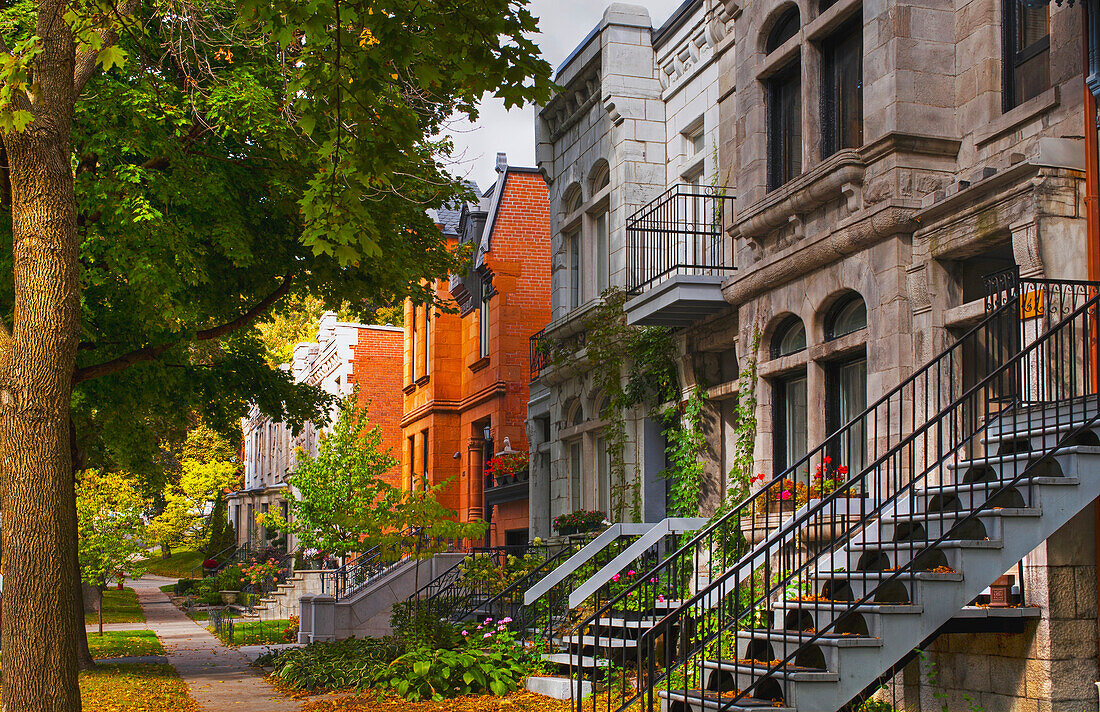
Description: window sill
974,86,1059,147
469,356,490,373
402,382,417,395
415,374,430,387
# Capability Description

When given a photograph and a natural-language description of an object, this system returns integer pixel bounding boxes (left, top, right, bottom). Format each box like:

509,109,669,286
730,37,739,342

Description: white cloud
444,0,685,193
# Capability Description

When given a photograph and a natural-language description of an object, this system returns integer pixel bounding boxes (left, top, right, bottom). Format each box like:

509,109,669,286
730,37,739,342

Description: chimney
495,152,508,173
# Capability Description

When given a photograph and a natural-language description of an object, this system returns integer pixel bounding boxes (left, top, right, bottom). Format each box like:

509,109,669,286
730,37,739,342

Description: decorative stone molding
906,264,932,315
723,204,917,306
1010,219,1044,278
544,65,602,142
732,149,866,241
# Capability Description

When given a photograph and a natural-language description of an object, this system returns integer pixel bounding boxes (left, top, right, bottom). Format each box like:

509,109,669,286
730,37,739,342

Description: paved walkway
128,576,301,711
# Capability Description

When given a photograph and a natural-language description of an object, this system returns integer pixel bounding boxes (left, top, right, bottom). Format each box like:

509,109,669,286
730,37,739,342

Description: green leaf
489,679,507,696
96,45,127,72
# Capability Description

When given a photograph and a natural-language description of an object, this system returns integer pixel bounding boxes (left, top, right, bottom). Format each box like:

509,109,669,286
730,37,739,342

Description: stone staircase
567,275,1100,712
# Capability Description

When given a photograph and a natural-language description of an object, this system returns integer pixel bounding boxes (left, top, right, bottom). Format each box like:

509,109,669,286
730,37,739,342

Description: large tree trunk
0,0,83,708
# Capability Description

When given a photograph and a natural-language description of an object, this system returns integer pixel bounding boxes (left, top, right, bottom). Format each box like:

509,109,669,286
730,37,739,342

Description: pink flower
477,625,483,630
612,574,620,583
485,617,493,623
484,632,492,638
781,490,792,500
650,577,657,583
658,595,665,602
501,617,512,624
628,570,635,576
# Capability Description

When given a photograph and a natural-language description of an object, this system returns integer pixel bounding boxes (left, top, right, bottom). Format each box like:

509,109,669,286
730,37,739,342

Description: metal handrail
319,527,418,601
572,276,1100,711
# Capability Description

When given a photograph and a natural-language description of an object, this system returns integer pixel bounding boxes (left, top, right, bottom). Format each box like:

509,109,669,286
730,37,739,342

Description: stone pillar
311,593,336,643
297,594,315,644
467,436,485,522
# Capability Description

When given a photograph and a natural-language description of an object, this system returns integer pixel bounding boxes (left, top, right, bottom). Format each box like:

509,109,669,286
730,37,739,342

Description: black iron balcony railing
529,329,548,382
626,184,735,295
485,467,530,491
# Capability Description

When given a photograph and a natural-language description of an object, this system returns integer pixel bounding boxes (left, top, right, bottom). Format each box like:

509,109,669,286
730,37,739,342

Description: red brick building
401,154,551,547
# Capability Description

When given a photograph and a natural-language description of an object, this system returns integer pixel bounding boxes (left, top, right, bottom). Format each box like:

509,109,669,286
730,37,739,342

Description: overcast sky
445,0,685,192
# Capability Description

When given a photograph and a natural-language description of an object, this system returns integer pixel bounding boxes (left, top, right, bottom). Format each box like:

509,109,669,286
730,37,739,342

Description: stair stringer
779,453,1100,712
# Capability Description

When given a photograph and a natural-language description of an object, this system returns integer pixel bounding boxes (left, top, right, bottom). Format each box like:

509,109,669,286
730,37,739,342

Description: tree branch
71,273,295,385
73,0,142,95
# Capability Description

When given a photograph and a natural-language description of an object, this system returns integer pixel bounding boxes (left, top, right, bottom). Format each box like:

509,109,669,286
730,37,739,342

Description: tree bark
0,0,84,708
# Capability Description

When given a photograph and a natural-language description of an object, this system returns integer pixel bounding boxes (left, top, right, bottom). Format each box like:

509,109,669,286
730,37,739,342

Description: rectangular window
425,308,432,376
1003,0,1049,110
280,501,289,535
686,127,705,157
595,211,609,296
569,441,583,510
410,305,418,382
822,22,863,158
568,230,581,309
421,428,429,482
596,435,610,515
827,356,868,478
246,503,254,543
768,63,802,190
479,280,491,358
407,435,416,490
774,374,808,477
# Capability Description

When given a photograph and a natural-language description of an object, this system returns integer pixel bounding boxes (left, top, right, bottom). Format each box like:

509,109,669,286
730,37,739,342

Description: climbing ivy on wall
579,288,678,521
661,386,708,517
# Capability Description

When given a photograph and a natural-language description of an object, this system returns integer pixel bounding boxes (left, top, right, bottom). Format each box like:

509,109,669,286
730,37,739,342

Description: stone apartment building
528,0,739,536
532,0,1094,707
400,154,551,548
230,313,404,551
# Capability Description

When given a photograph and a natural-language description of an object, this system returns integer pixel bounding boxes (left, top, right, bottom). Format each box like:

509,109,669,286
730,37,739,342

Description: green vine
661,386,707,517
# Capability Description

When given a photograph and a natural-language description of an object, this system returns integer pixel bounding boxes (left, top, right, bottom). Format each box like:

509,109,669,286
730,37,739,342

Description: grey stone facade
528,1,739,537
532,0,1096,707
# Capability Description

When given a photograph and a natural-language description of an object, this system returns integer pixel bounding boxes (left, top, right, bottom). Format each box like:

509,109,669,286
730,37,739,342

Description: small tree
76,471,149,637
264,395,486,566
146,458,238,557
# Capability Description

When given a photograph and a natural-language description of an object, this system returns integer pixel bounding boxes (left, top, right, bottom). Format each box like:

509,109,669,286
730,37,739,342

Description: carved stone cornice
722,204,918,306
731,150,866,241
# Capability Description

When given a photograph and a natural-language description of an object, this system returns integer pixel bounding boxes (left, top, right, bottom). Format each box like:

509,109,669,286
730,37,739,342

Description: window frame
767,60,803,191
821,17,863,158
410,305,418,382
824,352,868,475
825,292,868,341
1002,0,1050,111
773,372,809,476
771,316,808,359
479,278,492,358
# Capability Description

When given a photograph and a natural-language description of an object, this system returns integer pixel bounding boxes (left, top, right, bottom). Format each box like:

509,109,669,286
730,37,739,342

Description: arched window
766,7,800,54
825,293,867,340
568,401,585,427
590,163,610,193
765,7,802,189
772,316,807,358
563,186,583,214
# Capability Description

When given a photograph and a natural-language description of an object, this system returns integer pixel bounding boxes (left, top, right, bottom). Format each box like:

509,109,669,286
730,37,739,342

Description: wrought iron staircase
570,275,1100,712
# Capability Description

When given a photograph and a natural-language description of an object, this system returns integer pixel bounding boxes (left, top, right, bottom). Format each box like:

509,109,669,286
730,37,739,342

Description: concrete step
658,688,795,712
912,477,1075,511
843,538,1002,572
734,628,881,668
769,600,923,638
877,506,1039,543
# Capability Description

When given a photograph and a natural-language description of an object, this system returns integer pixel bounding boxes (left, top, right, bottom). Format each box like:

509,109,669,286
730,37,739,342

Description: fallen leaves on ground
301,690,571,712
87,630,165,659
47,663,199,712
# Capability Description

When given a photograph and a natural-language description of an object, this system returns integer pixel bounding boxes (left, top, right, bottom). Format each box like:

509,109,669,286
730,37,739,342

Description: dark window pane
823,22,863,157
767,7,801,54
769,64,802,189
1003,0,1049,110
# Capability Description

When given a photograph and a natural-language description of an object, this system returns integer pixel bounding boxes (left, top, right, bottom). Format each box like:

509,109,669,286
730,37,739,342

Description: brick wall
400,169,551,546
349,325,405,490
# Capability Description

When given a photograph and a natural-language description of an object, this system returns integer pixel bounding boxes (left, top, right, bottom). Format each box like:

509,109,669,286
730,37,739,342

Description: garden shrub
259,617,540,701
260,637,406,691
389,597,461,648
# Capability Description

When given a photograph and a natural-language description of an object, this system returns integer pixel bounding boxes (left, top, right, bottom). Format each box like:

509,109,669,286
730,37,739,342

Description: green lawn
86,630,165,659
85,588,145,625
159,583,177,594
139,549,205,579
187,610,210,621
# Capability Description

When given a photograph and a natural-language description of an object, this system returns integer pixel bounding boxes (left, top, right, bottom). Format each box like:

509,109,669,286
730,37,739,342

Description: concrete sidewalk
128,576,301,711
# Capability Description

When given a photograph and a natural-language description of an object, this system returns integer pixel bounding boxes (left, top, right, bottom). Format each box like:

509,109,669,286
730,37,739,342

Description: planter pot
219,590,239,605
